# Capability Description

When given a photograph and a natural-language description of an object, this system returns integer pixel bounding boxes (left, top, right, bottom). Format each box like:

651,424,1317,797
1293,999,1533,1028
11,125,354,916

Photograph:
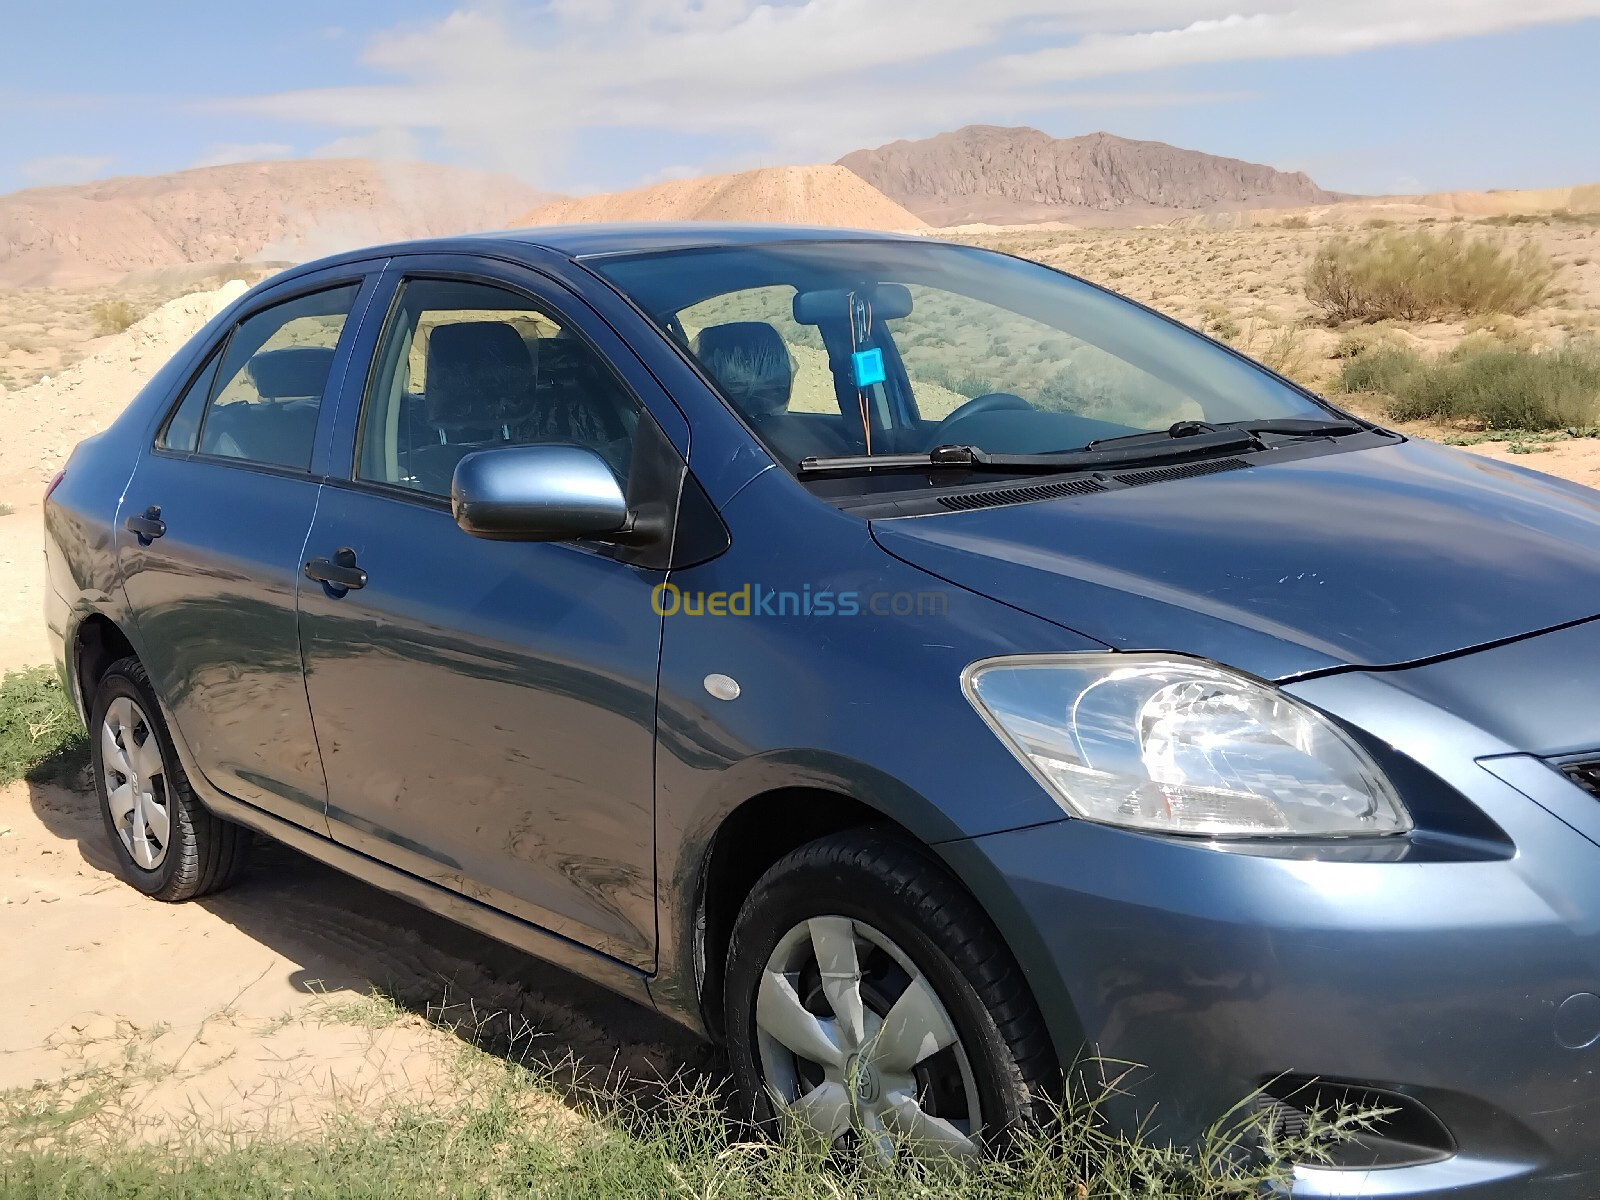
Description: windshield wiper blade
1083,417,1366,455
798,430,1257,478
1221,417,1369,437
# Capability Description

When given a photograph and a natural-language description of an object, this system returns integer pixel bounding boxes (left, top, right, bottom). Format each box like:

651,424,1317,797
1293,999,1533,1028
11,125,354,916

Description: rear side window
157,349,221,453
195,285,359,470
356,278,640,498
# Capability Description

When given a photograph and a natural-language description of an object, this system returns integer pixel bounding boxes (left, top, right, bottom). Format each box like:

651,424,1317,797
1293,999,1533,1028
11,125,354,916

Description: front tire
723,830,1056,1160
90,656,248,901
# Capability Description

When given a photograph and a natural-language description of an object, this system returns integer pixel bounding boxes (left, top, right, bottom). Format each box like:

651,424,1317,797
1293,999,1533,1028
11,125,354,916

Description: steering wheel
932,392,1034,441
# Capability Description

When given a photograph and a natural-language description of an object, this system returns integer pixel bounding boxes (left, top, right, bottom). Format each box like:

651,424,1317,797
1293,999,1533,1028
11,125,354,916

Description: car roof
269,222,928,284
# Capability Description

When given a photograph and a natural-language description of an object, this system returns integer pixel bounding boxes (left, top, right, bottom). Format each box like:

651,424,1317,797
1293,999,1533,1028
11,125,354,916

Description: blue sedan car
41,223,1600,1195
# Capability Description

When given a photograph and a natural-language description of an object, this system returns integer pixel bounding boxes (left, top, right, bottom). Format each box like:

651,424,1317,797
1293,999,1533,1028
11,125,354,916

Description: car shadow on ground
24,766,721,1117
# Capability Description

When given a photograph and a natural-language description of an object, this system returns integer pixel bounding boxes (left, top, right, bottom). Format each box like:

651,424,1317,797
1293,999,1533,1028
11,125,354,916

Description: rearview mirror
451,445,630,542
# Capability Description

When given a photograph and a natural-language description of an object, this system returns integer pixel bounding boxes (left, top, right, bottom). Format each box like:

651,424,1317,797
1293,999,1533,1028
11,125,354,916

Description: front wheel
723,830,1056,1160
90,656,248,901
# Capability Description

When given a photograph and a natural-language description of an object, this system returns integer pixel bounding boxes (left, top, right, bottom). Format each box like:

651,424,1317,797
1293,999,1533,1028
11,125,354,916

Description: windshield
591,240,1331,482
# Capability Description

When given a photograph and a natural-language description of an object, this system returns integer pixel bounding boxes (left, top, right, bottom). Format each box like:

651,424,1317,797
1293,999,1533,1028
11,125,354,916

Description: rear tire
723,829,1056,1159
90,656,248,901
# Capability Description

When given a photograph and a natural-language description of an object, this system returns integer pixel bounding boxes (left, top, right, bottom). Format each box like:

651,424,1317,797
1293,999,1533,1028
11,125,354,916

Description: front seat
695,322,852,466
408,321,539,493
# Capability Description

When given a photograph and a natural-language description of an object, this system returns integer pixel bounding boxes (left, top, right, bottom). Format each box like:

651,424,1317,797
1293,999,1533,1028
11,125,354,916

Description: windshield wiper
798,427,1259,478
1084,417,1367,454
1220,417,1369,438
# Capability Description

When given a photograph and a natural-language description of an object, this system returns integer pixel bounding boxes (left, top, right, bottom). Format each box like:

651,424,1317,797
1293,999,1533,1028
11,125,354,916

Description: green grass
0,984,1385,1199
0,1051,1382,1200
1306,227,1560,323
1336,340,1600,430
0,667,87,785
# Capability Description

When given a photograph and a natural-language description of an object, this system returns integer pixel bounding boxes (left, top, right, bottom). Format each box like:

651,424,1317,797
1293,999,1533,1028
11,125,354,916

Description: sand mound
1174,182,1600,231
514,164,926,231
1401,184,1600,216
0,280,247,492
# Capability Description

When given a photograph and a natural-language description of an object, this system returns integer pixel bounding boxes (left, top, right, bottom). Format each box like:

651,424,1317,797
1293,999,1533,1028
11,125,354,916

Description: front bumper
950,656,1600,1198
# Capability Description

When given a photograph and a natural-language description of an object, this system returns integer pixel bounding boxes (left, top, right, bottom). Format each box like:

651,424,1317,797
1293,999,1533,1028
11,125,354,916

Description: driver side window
357,279,641,498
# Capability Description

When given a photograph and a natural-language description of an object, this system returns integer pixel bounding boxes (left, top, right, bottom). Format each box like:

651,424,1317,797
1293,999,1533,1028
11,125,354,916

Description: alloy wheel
100,695,170,870
754,915,983,1160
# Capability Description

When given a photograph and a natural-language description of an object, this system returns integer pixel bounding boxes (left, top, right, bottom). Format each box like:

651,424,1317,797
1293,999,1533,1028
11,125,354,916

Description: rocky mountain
838,126,1339,226
515,165,925,231
0,160,550,289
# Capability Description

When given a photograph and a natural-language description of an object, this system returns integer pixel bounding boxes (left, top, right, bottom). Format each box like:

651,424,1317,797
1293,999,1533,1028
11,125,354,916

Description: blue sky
3,1,1598,199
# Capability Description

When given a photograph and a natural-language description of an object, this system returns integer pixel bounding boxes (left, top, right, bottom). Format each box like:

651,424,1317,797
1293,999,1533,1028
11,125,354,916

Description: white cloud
213,0,1600,186
190,141,293,168
1000,0,1600,80
19,153,115,186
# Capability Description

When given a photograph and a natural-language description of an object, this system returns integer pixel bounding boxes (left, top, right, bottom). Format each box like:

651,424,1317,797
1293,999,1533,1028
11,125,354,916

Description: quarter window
357,279,640,498
157,349,221,453
195,285,360,470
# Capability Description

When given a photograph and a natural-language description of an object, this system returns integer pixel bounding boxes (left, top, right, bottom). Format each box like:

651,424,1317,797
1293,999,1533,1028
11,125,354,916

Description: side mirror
451,445,630,542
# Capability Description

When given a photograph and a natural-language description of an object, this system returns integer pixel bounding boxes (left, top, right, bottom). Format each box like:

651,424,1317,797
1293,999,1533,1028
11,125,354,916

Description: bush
1330,326,1405,360
1336,341,1600,430
89,298,142,336
0,667,86,784
1279,215,1310,230
1306,228,1559,323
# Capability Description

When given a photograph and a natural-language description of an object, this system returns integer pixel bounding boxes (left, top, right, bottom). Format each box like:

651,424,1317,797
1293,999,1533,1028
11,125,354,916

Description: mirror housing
451,445,630,542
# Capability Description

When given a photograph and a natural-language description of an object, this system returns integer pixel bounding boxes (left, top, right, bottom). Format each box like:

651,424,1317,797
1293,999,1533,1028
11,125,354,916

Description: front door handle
125,505,166,545
304,546,367,593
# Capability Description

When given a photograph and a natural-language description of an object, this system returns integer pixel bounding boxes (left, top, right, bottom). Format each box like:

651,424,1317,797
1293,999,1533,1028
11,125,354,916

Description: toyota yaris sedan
42,224,1600,1195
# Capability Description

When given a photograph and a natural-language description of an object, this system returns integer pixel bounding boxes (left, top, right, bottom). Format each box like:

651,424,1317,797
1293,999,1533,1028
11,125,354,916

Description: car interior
197,345,337,469
681,284,1142,467
379,316,638,496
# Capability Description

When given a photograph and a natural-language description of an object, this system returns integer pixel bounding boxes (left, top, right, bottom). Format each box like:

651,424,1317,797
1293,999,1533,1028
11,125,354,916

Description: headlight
963,654,1410,838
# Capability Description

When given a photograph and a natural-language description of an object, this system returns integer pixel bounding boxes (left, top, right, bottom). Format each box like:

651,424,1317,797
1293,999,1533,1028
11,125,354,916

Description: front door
117,278,370,829
298,269,672,967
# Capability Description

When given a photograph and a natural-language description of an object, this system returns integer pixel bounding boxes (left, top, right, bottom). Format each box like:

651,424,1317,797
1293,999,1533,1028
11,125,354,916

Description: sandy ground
0,772,705,1140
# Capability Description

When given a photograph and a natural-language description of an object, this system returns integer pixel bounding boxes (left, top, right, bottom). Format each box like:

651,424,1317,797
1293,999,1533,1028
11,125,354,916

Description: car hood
871,438,1600,680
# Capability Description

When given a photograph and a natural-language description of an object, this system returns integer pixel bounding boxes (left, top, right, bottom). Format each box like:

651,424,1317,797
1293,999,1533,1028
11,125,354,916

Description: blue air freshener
852,347,886,388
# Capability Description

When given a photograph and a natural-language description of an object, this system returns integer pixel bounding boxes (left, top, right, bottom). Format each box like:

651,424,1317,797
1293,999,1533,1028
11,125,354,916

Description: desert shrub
89,298,142,336
1336,340,1600,429
1305,228,1559,323
1200,301,1240,341
1279,215,1310,230
1463,312,1532,346
0,667,86,784
1330,325,1407,360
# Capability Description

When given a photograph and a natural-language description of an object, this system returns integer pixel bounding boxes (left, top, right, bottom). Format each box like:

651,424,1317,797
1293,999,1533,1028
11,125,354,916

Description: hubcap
100,696,170,871
754,916,983,1161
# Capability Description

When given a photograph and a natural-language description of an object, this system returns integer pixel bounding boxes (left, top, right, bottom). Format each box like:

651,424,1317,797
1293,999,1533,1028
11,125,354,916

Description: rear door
117,271,380,830
298,258,687,967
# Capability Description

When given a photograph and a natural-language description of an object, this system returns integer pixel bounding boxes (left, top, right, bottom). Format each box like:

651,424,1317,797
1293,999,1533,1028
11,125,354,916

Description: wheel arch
71,612,138,719
686,783,1077,1079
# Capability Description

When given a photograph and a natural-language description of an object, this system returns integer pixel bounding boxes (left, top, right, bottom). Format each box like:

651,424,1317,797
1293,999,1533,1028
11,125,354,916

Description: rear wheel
90,656,248,901
723,830,1055,1160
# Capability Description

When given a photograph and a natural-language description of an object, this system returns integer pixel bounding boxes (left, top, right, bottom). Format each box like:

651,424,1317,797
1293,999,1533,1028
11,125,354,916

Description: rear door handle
304,547,367,592
125,505,166,545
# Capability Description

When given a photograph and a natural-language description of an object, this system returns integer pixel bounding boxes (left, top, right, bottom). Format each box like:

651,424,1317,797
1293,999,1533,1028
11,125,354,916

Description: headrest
695,322,793,416
424,321,536,435
247,347,336,400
